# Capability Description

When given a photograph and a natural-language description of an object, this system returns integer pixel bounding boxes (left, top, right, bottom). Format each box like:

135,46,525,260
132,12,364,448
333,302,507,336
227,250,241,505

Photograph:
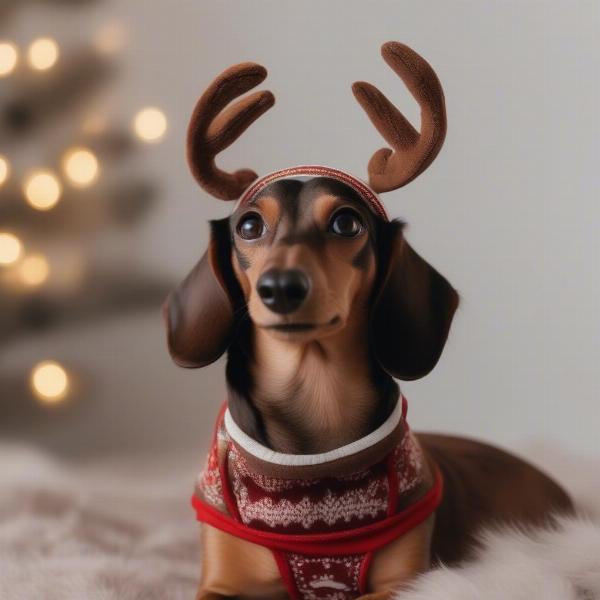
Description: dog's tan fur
232,191,379,453
165,44,574,600
171,182,573,598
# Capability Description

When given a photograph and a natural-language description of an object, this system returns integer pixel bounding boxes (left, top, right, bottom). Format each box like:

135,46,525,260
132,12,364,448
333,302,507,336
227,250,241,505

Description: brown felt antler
187,63,275,200
352,42,447,194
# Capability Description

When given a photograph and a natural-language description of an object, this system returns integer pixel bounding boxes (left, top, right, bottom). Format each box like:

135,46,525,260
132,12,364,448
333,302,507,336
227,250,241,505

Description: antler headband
186,42,446,201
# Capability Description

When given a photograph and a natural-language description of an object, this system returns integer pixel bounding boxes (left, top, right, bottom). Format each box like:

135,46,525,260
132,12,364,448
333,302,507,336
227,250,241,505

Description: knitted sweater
192,396,442,599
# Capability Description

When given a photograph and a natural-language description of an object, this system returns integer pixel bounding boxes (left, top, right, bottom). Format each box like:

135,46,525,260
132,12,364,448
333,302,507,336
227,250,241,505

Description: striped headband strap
237,165,390,222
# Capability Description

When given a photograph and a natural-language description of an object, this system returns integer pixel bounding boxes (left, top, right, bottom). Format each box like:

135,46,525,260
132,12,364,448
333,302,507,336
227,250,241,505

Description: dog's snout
257,269,310,314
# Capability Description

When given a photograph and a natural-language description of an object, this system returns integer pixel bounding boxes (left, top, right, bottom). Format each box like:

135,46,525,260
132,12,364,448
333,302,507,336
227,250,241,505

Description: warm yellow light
31,361,69,403
0,42,18,77
27,37,59,71
134,107,167,142
19,253,50,286
0,155,9,186
0,232,23,265
24,170,62,210
62,147,99,187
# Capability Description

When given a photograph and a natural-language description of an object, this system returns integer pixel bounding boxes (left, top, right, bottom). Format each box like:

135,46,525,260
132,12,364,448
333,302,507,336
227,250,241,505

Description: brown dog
164,43,573,600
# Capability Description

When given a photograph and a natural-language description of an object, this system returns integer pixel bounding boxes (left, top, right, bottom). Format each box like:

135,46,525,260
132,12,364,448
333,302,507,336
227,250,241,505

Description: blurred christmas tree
0,0,171,404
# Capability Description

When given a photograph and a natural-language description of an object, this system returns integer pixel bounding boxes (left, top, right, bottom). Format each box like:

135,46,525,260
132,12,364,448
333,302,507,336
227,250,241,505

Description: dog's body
165,43,573,599
198,436,569,599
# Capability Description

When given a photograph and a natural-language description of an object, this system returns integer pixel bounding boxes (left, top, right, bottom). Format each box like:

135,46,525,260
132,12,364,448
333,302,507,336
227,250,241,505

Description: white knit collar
223,396,403,468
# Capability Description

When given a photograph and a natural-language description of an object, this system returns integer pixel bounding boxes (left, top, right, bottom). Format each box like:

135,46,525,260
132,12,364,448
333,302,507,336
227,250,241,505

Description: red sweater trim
191,466,443,556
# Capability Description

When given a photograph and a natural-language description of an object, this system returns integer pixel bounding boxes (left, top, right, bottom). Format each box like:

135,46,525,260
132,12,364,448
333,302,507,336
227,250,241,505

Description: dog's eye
237,213,265,240
329,209,364,237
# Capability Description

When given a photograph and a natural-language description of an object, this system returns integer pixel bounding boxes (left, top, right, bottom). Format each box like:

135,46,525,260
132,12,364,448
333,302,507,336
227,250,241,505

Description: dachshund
164,42,573,600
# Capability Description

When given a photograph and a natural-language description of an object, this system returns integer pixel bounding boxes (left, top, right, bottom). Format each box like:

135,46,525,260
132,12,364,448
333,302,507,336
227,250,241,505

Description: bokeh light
24,170,62,210
133,107,167,142
0,232,23,265
0,155,9,187
27,37,59,71
62,147,99,187
0,42,18,77
31,361,69,403
19,253,50,287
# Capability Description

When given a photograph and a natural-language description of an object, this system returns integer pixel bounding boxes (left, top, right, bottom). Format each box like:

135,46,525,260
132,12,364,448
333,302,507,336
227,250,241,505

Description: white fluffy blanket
396,516,600,600
0,445,598,599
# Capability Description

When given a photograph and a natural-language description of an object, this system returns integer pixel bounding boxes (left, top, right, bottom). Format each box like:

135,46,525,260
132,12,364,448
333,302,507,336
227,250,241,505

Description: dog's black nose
257,269,310,314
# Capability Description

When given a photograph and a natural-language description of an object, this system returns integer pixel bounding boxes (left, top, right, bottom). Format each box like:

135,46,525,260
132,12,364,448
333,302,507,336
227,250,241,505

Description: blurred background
0,0,598,475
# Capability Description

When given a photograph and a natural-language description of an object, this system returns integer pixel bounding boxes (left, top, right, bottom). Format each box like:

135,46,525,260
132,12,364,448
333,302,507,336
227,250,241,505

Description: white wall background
9,0,599,460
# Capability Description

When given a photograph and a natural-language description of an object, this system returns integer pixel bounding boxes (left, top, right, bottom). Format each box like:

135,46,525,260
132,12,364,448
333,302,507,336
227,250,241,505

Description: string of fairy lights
0,29,167,405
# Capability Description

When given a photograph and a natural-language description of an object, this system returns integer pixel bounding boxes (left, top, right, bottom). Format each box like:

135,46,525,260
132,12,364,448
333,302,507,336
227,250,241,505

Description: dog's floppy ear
371,221,459,380
163,218,238,368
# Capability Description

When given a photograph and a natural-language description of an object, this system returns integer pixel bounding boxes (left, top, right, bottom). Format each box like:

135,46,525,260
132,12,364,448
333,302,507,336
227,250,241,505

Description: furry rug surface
0,447,198,600
0,444,598,599
395,516,600,600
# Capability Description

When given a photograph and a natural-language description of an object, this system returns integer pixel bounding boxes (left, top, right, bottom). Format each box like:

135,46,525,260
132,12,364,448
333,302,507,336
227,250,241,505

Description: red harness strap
192,470,442,556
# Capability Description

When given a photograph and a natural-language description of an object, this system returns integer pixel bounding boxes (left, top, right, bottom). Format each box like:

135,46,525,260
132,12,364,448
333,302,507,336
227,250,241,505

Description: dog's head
164,42,458,380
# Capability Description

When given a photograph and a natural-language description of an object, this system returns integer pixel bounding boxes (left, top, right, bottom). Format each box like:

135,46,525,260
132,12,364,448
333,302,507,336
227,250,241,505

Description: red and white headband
237,165,390,221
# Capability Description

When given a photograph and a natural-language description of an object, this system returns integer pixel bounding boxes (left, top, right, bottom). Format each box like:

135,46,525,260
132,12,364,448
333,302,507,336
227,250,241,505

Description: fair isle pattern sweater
192,397,443,600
